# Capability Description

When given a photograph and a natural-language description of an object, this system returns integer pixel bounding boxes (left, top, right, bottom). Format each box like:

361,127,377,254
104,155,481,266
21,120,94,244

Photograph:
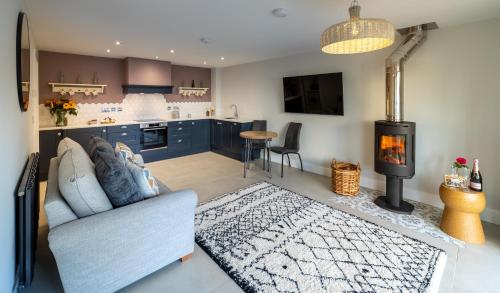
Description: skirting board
266,154,500,226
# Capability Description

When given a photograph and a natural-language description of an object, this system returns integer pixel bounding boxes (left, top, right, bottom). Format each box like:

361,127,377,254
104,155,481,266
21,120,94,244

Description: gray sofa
45,149,198,292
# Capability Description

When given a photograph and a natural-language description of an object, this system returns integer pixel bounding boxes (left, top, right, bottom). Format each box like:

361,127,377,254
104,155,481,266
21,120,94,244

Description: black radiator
16,152,40,290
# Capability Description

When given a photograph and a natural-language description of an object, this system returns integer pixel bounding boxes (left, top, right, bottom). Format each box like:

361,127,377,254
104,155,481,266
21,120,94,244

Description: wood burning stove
374,121,415,213
373,22,437,214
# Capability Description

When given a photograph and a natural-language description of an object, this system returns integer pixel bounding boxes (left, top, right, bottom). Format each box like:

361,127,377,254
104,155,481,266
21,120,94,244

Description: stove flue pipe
385,25,428,122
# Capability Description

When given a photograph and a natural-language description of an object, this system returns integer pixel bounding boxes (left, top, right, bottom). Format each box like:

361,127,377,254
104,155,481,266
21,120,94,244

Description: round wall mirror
17,12,30,112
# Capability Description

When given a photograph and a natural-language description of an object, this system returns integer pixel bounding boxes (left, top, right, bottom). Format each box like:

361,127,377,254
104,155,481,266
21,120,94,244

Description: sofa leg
181,253,193,262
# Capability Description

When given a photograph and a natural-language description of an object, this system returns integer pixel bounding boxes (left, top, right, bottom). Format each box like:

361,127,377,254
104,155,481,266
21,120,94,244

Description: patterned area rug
195,182,447,293
329,187,465,248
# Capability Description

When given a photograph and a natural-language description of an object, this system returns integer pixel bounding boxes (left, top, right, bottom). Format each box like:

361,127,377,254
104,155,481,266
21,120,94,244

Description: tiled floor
28,152,500,293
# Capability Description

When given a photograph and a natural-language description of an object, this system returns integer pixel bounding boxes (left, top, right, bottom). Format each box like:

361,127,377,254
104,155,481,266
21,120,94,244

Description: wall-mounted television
283,72,343,115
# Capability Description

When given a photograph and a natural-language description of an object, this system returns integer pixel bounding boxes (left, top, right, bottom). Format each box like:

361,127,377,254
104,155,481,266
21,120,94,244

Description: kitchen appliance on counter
171,106,180,119
136,119,168,151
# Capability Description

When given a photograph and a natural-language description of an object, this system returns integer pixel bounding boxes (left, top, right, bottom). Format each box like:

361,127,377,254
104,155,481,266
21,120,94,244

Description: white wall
0,0,39,291
219,18,500,224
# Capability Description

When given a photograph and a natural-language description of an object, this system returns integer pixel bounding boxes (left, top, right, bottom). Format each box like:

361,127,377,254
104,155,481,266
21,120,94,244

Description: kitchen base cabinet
39,130,63,180
64,127,107,154
210,120,258,162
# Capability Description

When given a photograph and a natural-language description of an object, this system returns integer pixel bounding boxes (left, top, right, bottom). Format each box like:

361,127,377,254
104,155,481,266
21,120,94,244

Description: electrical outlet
117,107,123,112
101,107,110,113
110,107,117,112
167,106,172,110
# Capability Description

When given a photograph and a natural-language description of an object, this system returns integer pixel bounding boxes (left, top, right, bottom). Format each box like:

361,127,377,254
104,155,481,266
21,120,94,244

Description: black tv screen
283,72,343,115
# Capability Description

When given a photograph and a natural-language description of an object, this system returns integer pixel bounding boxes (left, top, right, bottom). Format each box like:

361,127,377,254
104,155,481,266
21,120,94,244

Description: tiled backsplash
39,94,213,127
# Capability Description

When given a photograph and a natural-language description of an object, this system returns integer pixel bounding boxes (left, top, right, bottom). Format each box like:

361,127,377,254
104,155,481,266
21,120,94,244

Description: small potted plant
44,97,78,126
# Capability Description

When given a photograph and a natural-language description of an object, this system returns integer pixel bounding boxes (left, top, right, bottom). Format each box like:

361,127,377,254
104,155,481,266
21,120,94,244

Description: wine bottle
469,159,483,192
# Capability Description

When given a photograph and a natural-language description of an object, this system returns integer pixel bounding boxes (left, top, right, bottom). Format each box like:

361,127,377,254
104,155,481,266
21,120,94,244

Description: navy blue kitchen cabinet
64,127,107,154
106,124,141,153
210,120,255,161
168,119,210,157
190,120,210,152
39,129,63,180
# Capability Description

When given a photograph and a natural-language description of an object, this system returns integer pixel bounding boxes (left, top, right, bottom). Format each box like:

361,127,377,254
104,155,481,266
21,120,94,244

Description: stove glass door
378,134,406,165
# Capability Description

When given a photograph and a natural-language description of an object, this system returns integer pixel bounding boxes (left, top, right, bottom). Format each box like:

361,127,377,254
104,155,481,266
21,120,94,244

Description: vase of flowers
451,157,469,188
44,97,78,126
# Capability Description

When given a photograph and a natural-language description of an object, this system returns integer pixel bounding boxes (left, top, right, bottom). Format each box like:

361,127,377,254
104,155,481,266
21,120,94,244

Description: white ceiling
26,0,500,68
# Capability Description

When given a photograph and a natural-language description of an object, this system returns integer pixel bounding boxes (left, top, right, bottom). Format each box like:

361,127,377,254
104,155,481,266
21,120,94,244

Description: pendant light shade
321,0,395,54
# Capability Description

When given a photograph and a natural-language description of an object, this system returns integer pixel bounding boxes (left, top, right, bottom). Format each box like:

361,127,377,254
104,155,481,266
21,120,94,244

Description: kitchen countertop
39,116,255,131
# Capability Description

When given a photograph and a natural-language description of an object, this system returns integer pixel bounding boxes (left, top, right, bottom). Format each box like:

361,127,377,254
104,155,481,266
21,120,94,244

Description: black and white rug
195,182,447,293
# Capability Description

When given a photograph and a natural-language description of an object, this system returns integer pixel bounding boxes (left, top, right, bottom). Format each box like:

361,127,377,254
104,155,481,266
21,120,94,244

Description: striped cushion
125,160,160,198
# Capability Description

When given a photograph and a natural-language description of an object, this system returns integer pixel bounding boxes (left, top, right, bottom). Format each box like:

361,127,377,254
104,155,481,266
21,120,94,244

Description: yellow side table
439,184,486,244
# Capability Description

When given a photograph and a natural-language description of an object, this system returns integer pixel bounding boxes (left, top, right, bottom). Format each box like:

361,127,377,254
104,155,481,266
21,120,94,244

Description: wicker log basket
331,160,361,196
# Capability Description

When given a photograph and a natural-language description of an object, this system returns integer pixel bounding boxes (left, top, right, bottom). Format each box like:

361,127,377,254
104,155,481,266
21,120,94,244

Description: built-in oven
139,121,168,151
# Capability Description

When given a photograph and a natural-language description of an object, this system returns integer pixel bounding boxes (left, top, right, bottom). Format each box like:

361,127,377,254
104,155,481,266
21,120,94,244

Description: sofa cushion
94,150,143,207
57,137,87,158
115,142,142,165
58,148,113,218
89,136,114,162
125,160,160,198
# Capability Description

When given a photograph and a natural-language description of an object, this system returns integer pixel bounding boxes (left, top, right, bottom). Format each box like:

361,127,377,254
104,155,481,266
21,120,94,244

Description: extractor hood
122,57,173,94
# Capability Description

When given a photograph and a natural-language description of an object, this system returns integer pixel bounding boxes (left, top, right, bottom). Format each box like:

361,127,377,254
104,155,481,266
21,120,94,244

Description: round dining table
240,131,278,178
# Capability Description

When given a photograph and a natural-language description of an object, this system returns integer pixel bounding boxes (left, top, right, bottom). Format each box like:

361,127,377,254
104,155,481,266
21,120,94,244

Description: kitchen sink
223,117,237,119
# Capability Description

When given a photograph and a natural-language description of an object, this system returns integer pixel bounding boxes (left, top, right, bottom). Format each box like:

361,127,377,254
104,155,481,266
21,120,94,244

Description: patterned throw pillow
125,160,160,198
115,142,140,164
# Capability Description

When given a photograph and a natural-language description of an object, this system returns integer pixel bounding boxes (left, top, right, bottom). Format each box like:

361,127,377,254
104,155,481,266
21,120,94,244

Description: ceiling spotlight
203,61,207,65
106,49,111,53
271,8,288,18
155,56,159,59
115,41,121,45
220,57,225,61
170,49,175,53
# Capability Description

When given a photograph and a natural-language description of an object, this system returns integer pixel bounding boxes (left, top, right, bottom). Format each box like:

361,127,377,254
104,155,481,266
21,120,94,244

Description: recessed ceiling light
115,41,121,45
203,61,207,65
220,57,225,61
170,49,175,53
155,56,159,59
106,49,111,53
271,8,288,18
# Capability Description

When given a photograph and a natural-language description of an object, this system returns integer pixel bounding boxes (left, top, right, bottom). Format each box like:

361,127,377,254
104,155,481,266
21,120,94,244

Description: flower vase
55,112,68,127
451,165,469,188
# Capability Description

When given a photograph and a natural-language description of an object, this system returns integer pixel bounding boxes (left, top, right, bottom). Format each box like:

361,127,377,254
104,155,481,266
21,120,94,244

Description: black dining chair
270,122,303,177
251,120,267,170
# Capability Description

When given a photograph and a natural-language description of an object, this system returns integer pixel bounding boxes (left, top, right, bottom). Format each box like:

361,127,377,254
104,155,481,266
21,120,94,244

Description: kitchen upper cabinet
39,129,63,180
64,127,106,154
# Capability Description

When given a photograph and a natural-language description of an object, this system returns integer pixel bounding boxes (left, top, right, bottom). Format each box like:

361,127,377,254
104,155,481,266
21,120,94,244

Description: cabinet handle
178,122,182,124
178,127,182,130
57,132,62,137
102,129,106,133
121,133,127,136
178,139,182,143
217,122,222,125
121,125,127,129
192,122,195,125
233,123,237,126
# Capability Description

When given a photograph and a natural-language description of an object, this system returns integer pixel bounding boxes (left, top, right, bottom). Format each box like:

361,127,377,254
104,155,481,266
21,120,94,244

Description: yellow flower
63,103,71,110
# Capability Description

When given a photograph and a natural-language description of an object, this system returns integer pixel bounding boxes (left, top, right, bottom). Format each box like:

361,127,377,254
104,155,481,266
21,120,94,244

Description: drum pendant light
321,0,395,54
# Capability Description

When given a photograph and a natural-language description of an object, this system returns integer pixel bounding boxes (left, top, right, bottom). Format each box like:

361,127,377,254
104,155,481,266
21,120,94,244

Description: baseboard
267,154,500,225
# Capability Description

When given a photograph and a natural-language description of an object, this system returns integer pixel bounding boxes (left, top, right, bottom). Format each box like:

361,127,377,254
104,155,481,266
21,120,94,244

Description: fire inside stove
379,135,406,165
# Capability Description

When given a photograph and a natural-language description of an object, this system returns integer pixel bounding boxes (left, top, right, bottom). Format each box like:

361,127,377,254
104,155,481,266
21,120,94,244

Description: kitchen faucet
230,104,239,119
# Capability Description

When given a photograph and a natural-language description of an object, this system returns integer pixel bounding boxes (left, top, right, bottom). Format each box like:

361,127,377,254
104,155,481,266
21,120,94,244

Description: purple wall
166,65,211,102
39,51,212,104
39,51,124,103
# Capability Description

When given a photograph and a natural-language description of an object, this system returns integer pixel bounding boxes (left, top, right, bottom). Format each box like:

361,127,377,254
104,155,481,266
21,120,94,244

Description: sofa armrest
48,189,198,293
